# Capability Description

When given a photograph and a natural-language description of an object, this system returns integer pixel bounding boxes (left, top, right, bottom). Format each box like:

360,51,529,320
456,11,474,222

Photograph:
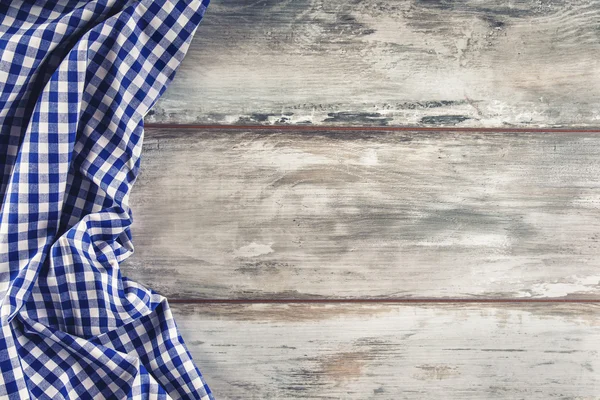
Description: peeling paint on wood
135,1,600,393
147,0,600,128
172,303,600,399
122,128,600,299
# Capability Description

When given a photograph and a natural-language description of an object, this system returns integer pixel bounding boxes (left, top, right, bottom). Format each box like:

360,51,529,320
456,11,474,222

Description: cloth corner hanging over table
0,1,213,398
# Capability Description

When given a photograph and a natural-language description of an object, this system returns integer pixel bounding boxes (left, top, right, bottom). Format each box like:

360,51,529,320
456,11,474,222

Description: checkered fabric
0,1,213,398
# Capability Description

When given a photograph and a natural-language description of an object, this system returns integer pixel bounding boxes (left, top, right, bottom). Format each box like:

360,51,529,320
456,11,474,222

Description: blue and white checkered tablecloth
0,1,213,398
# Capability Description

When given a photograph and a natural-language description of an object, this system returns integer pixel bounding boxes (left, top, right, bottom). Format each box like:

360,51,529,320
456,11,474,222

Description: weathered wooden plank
148,0,600,128
173,302,600,399
122,128,600,299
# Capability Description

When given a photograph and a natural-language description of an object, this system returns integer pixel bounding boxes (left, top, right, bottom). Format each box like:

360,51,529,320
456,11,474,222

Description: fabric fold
0,1,213,398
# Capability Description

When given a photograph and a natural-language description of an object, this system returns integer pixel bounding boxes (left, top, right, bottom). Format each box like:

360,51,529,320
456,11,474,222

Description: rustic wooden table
124,1,600,398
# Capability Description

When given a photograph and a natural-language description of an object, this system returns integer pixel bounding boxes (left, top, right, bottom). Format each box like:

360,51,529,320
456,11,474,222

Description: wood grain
173,302,600,399
122,127,600,299
147,0,600,128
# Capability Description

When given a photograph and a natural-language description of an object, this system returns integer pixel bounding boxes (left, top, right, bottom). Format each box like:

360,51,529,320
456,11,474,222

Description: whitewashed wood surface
147,0,600,128
132,1,600,396
173,303,600,399
124,128,600,299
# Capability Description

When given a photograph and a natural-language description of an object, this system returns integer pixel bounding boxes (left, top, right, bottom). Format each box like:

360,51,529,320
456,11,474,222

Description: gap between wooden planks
139,123,600,305
169,298,600,304
145,123,600,134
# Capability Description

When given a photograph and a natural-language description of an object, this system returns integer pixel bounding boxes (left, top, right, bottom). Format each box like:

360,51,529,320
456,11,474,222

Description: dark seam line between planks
168,298,600,304
145,123,600,134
